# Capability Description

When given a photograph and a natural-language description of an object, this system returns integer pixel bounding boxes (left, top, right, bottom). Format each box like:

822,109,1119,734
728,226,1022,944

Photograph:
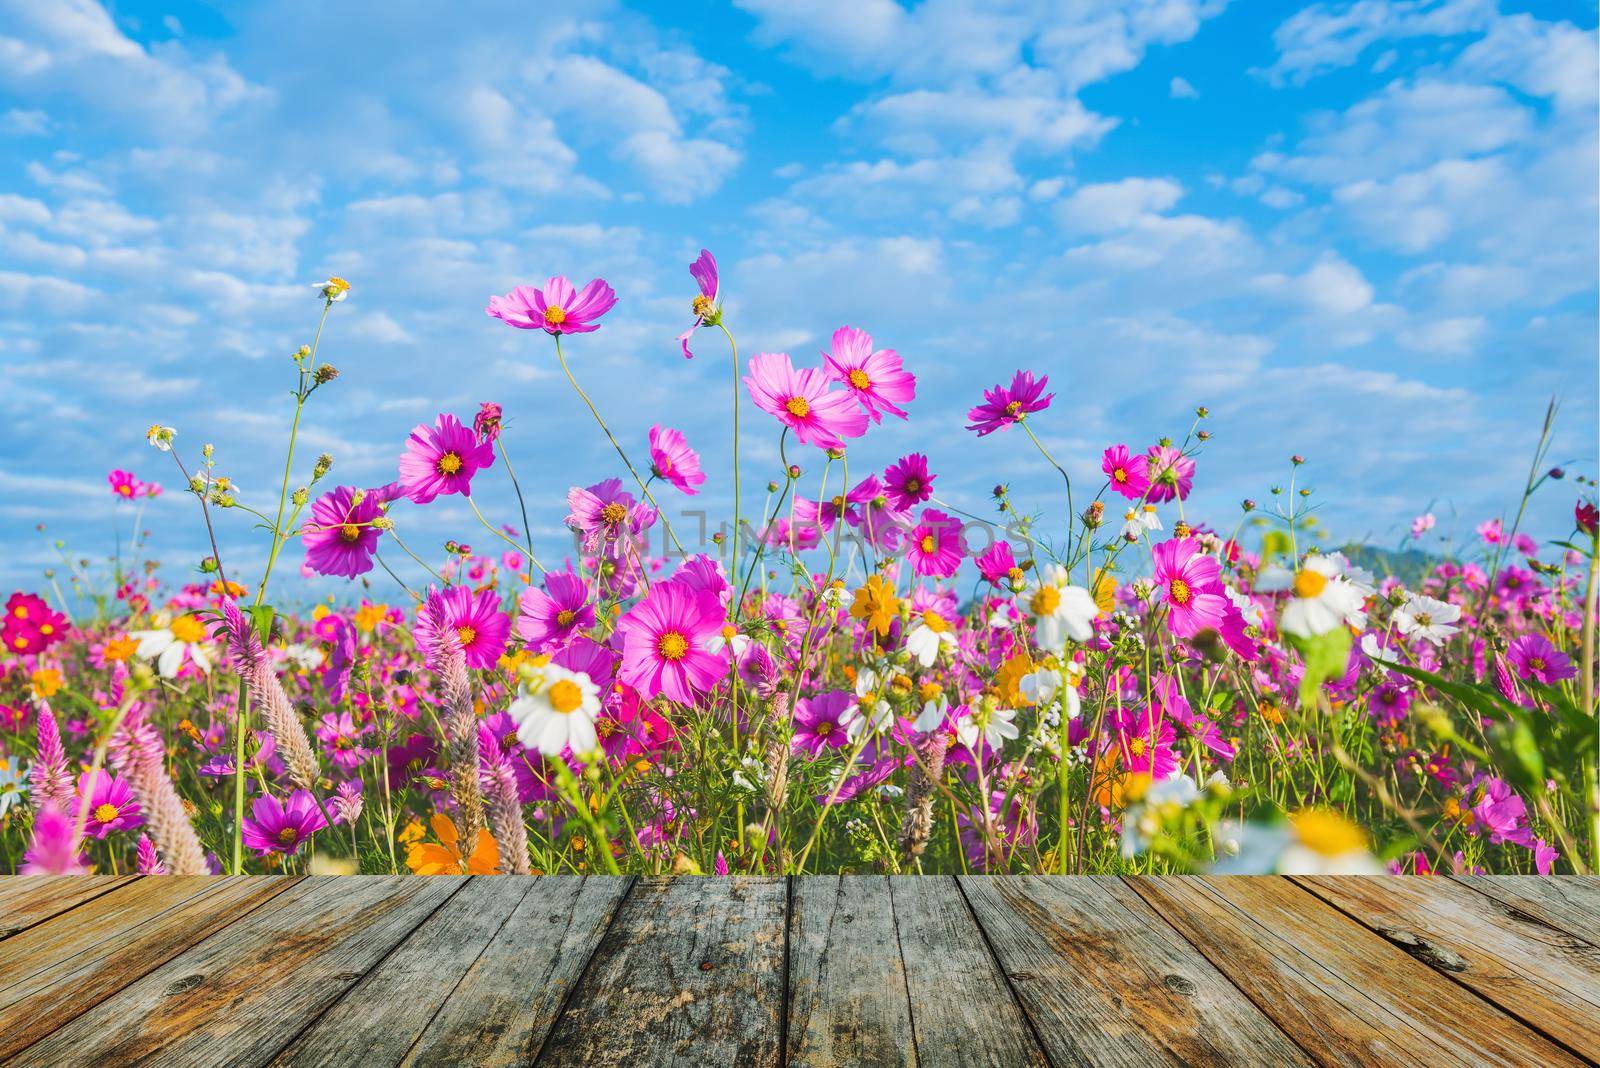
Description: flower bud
313,453,333,479
313,365,340,384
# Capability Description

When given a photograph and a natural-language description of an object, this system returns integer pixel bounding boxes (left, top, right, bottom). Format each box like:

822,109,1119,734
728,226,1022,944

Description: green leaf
249,604,276,643
1288,628,1352,708
1261,529,1292,564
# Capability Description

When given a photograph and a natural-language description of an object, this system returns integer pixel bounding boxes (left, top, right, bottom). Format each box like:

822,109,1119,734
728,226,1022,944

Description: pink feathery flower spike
677,249,719,358
823,326,915,423
419,589,486,857
30,699,75,811
744,352,869,450
21,803,88,875
214,598,320,791
136,834,168,875
479,725,531,875
486,275,618,335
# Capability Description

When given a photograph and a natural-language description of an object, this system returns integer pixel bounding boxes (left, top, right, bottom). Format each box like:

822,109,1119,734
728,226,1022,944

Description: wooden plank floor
0,877,1595,1066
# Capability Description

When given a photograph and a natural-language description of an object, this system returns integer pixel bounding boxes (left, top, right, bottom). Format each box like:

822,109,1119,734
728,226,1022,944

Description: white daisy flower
904,610,957,667
131,614,214,677
507,665,602,756
312,276,351,302
1265,556,1365,639
913,694,948,734
1023,565,1098,654
1392,594,1461,646
844,668,893,740
957,703,1018,751
704,623,751,658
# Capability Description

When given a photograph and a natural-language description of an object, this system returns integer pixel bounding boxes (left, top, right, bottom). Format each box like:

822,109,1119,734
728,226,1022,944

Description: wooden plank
786,876,916,1067
403,876,633,1067
0,875,139,939
959,876,1311,1066
889,877,1047,1068
0,876,298,1060
270,877,534,1067
8,875,465,1068
535,877,786,1067
1298,875,1600,1060
1129,876,1581,1067
1453,876,1600,947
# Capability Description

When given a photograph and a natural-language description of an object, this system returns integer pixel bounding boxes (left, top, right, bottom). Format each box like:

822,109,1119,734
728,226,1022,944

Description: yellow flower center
1289,809,1367,856
1030,586,1060,616
816,721,833,737
339,523,361,542
692,294,715,317
325,276,349,296
456,625,477,647
1528,657,1546,672
601,502,628,525
1113,467,1128,483
437,452,463,476
904,478,921,493
278,827,299,845
1294,569,1328,599
785,396,811,418
93,803,120,824
847,368,871,390
919,534,937,554
1005,400,1023,415
721,624,737,639
923,610,949,634
1128,736,1148,758
556,609,576,627
657,631,688,661
548,679,583,714
1168,579,1192,606
544,305,567,325
170,615,206,644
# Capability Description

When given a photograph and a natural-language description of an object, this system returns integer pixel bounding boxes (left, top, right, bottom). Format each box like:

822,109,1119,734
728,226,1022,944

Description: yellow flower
30,668,64,699
993,652,1033,708
103,634,139,663
354,602,388,632
850,573,900,637
1289,809,1368,856
406,813,499,875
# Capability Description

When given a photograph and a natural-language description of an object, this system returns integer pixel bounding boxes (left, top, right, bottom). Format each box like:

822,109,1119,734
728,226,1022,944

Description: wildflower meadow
2,257,1595,881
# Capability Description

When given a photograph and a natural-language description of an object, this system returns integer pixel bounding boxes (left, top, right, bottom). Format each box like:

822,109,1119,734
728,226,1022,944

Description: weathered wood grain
1130,875,1581,1067
786,876,916,1067
1298,875,1600,1060
536,877,787,1068
959,875,1311,1066
270,877,531,1067
8,875,464,1068
402,876,633,1067
0,875,298,1060
1453,876,1600,946
0,875,137,939
889,876,1047,1068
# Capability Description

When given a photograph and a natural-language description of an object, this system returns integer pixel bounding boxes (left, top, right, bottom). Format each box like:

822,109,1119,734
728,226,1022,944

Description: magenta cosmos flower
615,579,729,705
1151,537,1228,638
302,485,385,578
398,413,495,505
794,475,881,534
975,541,1020,587
823,326,915,423
486,275,618,335
566,478,656,555
107,469,149,500
677,249,719,359
882,453,935,512
966,370,1053,436
648,424,706,496
415,585,512,670
792,691,853,756
906,508,966,578
517,570,595,651
1101,444,1150,501
76,769,142,839
1505,634,1576,685
242,790,327,856
1144,445,1195,503
744,352,869,450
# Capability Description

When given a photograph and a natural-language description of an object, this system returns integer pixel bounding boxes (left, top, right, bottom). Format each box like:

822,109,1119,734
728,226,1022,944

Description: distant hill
1337,543,1438,586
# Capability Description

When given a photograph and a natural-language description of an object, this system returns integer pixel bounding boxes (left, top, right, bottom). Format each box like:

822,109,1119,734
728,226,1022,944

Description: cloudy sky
0,0,1595,597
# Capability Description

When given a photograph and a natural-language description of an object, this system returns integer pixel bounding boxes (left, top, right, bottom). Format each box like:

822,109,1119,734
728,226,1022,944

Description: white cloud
1055,177,1183,232
1260,0,1497,85
1169,76,1199,99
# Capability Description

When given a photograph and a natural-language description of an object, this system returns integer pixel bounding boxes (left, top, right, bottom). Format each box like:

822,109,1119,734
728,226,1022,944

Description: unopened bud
313,453,333,479
314,365,340,384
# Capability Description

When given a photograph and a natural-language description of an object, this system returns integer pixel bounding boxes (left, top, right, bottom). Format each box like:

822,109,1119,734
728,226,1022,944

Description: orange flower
406,813,499,875
103,634,139,663
29,668,63,699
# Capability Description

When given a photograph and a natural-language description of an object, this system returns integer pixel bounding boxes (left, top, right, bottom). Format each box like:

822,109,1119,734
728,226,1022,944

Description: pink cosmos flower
1411,513,1436,539
966,370,1052,436
107,469,147,500
1101,445,1150,501
21,804,87,875
794,475,881,535
517,571,595,651
976,541,1020,587
648,425,706,496
76,769,142,839
906,509,966,578
316,711,372,770
1115,704,1179,780
822,326,915,422
744,352,869,450
792,691,852,756
1505,634,1576,685
242,790,328,856
615,579,729,705
302,485,384,578
882,453,935,512
475,402,503,440
566,478,657,556
1477,518,1504,544
415,585,511,671
1151,538,1228,638
1144,445,1195,503
677,249,718,359
397,413,495,505
486,276,618,335
1578,499,1598,535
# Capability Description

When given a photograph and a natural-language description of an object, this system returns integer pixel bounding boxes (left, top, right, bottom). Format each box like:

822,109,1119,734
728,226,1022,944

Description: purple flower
415,585,512,671
792,691,852,757
487,276,618,335
1505,633,1576,685
1144,445,1195,503
397,413,495,505
242,790,328,856
966,370,1053,436
677,249,718,358
517,570,595,651
882,453,935,512
302,485,384,578
76,769,142,839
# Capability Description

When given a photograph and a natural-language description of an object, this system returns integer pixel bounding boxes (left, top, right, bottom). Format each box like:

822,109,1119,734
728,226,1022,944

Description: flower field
2,258,1596,879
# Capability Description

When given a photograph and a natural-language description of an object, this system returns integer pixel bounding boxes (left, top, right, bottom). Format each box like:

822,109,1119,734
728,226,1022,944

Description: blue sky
0,0,1595,597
